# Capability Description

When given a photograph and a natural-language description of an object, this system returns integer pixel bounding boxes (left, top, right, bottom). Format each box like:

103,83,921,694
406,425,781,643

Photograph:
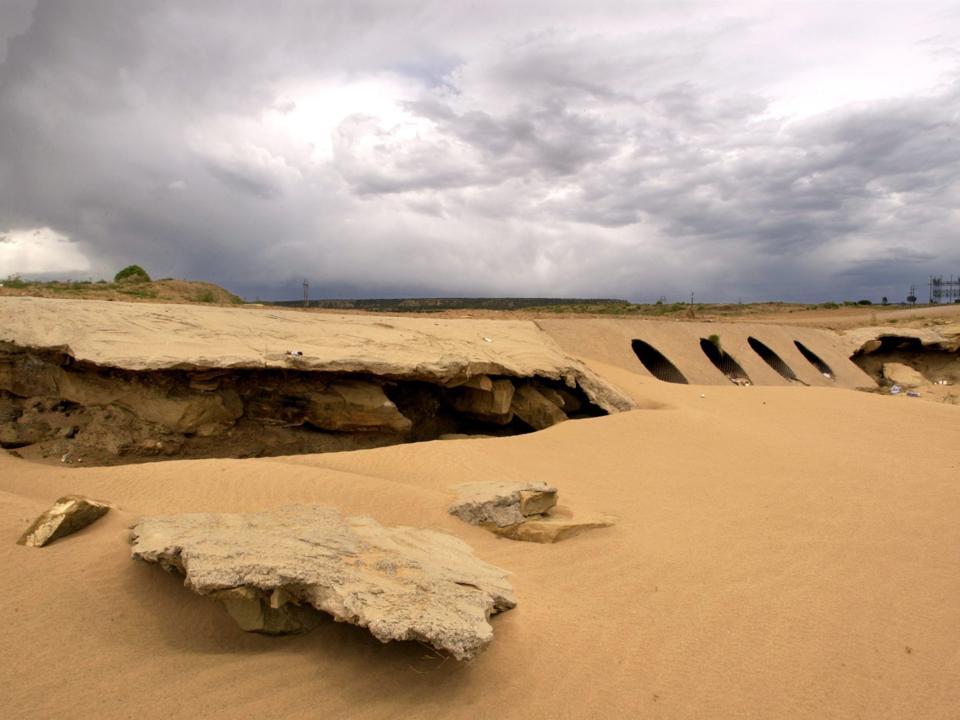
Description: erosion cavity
747,337,799,382
850,335,960,386
0,345,605,466
698,338,752,385
631,339,688,384
794,341,835,380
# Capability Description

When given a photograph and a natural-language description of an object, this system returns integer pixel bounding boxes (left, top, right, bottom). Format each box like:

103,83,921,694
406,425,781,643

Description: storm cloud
1,0,958,302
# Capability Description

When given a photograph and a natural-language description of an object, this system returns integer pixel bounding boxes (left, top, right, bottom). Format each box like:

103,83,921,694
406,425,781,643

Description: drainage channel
699,337,752,385
794,340,835,380
631,339,688,384
747,337,801,382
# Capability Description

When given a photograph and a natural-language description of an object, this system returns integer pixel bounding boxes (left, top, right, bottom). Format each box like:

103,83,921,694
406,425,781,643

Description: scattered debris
889,385,902,395
906,390,920,398
17,495,111,547
130,506,515,661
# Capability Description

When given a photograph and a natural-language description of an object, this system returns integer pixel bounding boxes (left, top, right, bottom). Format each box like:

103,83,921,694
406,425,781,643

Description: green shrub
195,290,217,303
820,302,840,309
114,265,151,283
3,273,28,288
119,287,158,299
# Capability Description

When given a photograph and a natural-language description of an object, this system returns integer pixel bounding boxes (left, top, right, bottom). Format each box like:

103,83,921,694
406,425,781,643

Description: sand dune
2,308,959,719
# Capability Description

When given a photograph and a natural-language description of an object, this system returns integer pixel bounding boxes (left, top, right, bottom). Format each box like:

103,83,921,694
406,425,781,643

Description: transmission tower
303,278,309,308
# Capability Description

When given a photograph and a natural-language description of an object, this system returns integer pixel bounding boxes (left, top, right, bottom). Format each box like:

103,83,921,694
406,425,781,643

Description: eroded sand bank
2,301,959,719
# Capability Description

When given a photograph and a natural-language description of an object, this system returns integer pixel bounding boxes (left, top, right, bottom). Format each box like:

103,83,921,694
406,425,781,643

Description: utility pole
690,291,695,305
303,279,309,308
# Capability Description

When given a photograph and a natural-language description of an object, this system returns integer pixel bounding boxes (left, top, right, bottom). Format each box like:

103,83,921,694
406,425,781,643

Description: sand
2,308,959,719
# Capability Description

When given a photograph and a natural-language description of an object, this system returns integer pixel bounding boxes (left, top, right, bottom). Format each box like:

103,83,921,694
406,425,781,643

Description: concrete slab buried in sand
0,297,635,414
130,505,516,661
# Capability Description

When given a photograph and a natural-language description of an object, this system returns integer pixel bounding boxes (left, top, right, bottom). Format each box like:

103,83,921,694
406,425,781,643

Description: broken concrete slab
0,297,637,415
510,385,568,430
305,381,412,433
17,495,111,547
130,506,515,661
491,507,616,544
447,378,516,424
213,586,324,635
460,375,494,391
882,362,927,388
449,481,558,528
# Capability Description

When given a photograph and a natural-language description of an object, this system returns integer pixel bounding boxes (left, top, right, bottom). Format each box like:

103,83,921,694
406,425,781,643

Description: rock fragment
0,419,52,449
490,507,616,544
214,587,323,635
130,506,515,661
305,381,412,433
449,481,558,528
510,385,568,430
449,481,614,543
448,378,516,424
17,495,111,547
882,362,927,388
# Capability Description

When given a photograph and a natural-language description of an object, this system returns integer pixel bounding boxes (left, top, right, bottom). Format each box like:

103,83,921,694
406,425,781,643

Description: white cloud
0,227,90,276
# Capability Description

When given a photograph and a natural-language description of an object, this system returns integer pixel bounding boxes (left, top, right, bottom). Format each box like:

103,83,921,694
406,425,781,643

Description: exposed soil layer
0,344,604,466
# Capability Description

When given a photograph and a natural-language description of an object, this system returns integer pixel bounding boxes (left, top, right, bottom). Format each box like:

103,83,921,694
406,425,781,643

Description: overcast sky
1,1,958,302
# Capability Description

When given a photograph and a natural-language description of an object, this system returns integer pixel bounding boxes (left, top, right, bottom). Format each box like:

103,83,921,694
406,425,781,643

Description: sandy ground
2,316,959,719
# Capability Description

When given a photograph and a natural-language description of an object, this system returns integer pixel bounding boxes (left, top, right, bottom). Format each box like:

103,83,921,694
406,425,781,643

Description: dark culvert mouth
747,337,800,382
794,340,835,380
699,338,752,385
631,339,688,384
849,335,960,386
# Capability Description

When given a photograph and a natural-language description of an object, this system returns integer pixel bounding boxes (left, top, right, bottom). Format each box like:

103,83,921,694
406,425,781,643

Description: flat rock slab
0,297,636,414
18,495,111,547
130,506,516,661
882,362,927,388
492,507,616,544
449,481,558,528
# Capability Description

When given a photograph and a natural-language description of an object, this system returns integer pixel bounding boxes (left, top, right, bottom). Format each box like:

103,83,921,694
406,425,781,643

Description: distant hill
272,297,630,312
0,277,243,305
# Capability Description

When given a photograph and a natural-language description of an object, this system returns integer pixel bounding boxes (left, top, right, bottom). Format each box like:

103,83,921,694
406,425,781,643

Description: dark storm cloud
1,0,958,302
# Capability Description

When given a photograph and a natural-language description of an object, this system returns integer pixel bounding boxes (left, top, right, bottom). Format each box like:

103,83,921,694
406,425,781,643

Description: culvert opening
0,343,607,466
699,338,752,385
747,337,800,382
631,339,688,384
794,340,835,380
